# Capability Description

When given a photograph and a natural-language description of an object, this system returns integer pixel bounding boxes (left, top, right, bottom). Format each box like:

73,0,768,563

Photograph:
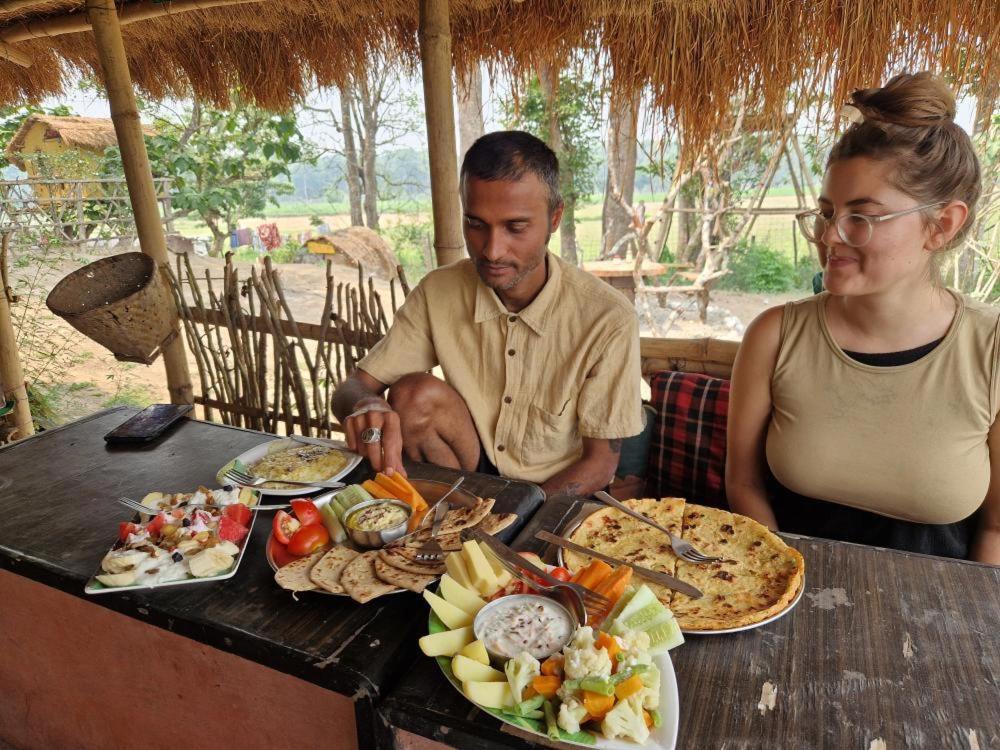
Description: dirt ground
14,251,803,427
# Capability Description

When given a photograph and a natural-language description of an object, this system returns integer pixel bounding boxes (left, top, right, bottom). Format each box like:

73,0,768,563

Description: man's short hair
460,131,562,215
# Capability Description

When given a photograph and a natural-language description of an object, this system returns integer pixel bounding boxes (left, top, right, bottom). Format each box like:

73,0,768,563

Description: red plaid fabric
646,371,730,508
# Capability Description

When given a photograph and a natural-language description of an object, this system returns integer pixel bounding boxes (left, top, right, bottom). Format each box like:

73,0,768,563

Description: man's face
461,173,563,292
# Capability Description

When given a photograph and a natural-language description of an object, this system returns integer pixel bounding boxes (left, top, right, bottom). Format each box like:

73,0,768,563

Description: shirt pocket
523,400,579,461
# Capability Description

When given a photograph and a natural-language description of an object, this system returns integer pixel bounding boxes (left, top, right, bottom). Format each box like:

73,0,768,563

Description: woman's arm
970,420,1000,564
725,306,784,530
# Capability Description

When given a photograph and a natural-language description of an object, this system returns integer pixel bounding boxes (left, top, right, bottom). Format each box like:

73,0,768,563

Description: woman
726,72,1000,563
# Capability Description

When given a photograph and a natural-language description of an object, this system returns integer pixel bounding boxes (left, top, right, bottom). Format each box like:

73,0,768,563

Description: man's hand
344,398,407,477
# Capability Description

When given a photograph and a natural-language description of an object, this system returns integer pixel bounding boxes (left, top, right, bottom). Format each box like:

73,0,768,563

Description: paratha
438,497,496,534
274,546,330,592
670,506,804,630
564,499,804,631
341,551,401,603
308,545,360,594
378,547,447,576
564,498,685,608
374,556,437,592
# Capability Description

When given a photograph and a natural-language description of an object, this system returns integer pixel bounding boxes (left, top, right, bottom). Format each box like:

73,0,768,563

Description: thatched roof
0,1,996,151
3,114,154,168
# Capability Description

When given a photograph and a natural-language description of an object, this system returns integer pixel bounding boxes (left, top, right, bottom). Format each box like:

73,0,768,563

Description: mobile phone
104,403,193,444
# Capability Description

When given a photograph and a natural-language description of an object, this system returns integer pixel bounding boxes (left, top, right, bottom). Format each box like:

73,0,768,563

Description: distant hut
4,114,153,199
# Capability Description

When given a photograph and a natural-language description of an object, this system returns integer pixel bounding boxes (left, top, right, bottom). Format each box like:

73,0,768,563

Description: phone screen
104,404,193,443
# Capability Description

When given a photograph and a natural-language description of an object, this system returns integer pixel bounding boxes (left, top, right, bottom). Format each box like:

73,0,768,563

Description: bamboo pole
418,0,464,268
86,0,192,404
0,235,32,439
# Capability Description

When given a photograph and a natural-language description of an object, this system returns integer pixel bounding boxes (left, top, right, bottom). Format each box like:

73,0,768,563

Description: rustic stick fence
167,252,409,437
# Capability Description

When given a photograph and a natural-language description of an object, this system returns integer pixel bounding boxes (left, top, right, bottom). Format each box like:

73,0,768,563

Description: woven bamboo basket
46,252,176,365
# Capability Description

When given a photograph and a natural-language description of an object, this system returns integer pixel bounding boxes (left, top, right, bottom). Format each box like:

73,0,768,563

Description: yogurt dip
475,594,575,660
348,502,409,531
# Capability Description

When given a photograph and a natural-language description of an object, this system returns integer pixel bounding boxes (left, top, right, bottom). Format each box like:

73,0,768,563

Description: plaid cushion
646,371,730,508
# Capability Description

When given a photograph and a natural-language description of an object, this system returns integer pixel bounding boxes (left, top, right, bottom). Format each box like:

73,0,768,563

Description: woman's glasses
796,202,945,248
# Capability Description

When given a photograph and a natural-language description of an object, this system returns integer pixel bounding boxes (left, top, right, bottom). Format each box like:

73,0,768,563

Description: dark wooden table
0,407,544,750
382,496,1000,750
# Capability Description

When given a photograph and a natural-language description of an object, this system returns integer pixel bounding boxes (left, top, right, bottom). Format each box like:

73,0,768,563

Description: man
332,131,642,499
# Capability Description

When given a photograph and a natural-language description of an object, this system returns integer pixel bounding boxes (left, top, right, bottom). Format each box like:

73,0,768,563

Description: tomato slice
290,499,321,527
549,567,572,582
118,521,139,542
272,511,301,544
268,536,302,569
225,503,252,526
286,524,330,556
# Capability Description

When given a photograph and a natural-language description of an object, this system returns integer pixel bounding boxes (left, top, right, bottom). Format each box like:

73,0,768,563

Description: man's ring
360,427,383,444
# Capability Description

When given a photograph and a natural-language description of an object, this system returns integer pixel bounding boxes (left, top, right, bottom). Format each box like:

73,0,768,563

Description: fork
593,490,722,564
223,467,346,491
118,496,290,515
470,529,610,617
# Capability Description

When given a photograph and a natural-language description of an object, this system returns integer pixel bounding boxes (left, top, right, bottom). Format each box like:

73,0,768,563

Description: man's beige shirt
358,253,643,483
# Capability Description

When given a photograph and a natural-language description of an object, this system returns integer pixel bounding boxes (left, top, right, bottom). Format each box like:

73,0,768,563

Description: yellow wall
18,121,105,201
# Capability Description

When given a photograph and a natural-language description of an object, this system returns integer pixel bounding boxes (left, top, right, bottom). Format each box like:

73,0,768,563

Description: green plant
386,220,433,280
718,240,802,293
102,385,154,409
269,236,307,264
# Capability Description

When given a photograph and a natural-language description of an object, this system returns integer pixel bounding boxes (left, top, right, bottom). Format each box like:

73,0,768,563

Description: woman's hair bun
849,72,956,128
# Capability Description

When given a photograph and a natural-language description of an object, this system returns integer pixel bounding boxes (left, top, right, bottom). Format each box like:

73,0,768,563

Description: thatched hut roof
0,1,995,151
4,114,154,169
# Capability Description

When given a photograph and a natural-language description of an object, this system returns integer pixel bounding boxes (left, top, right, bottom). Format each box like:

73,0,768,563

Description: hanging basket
46,252,177,365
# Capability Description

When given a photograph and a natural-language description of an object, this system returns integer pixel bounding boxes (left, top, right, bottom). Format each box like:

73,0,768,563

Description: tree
601,92,639,257
457,64,486,159
304,61,425,231
105,98,308,256
506,67,601,264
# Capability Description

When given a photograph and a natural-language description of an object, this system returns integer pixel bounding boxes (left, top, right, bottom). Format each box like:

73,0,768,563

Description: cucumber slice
330,485,373,521
610,583,685,653
319,503,348,543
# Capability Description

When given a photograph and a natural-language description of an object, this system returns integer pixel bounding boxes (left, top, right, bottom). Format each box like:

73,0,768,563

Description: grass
102,384,155,409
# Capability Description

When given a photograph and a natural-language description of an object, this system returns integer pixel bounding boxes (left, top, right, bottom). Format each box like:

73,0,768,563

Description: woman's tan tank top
766,290,1000,524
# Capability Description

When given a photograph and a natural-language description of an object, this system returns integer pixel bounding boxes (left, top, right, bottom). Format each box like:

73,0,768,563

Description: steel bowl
344,498,412,549
472,593,579,664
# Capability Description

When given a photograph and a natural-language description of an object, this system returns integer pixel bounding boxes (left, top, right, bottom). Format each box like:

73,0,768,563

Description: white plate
429,605,679,749
218,437,363,497
680,579,804,635
84,491,260,595
265,478,482,597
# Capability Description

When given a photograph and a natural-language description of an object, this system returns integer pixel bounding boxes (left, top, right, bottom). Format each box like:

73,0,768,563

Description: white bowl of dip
473,593,578,663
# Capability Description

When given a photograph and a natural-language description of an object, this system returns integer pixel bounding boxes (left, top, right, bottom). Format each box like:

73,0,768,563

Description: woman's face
817,156,934,297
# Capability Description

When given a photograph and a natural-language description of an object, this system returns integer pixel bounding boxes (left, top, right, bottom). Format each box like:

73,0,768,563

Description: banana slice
140,491,166,510
238,487,256,506
216,540,240,556
96,570,137,587
188,548,234,578
100,549,147,573
176,538,202,554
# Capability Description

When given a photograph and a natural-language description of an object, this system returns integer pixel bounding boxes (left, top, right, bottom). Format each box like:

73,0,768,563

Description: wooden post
86,0,193,404
418,0,464,268
0,236,32,440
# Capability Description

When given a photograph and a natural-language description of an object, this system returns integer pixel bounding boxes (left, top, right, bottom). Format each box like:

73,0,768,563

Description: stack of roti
563,498,805,631
274,496,517,603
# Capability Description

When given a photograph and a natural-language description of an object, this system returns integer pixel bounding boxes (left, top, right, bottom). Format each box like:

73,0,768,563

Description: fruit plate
265,478,483,596
84,489,260,595
217,436,363,497
427,607,680,750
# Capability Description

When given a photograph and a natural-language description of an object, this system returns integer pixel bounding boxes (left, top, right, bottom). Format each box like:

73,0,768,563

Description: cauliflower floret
640,664,661,710
615,629,653,668
557,696,588,735
601,694,650,744
563,642,612,680
504,651,540,703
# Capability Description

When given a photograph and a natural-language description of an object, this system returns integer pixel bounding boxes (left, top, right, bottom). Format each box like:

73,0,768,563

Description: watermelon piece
218,516,249,544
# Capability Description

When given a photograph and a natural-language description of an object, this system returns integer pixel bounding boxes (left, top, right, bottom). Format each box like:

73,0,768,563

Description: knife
535,530,704,599
288,434,342,449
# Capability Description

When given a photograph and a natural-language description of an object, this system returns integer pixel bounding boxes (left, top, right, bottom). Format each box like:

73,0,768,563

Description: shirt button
509,316,518,323
504,396,512,404
507,349,515,356
497,445,505,452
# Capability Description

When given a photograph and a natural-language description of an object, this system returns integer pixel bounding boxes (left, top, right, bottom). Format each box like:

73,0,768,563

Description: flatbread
341,551,401,603
378,547,447,575
477,513,517,536
670,506,804,631
438,497,496,534
308,545,360,594
563,499,804,631
374,556,437,593
564,498,685,608
274,546,330,592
